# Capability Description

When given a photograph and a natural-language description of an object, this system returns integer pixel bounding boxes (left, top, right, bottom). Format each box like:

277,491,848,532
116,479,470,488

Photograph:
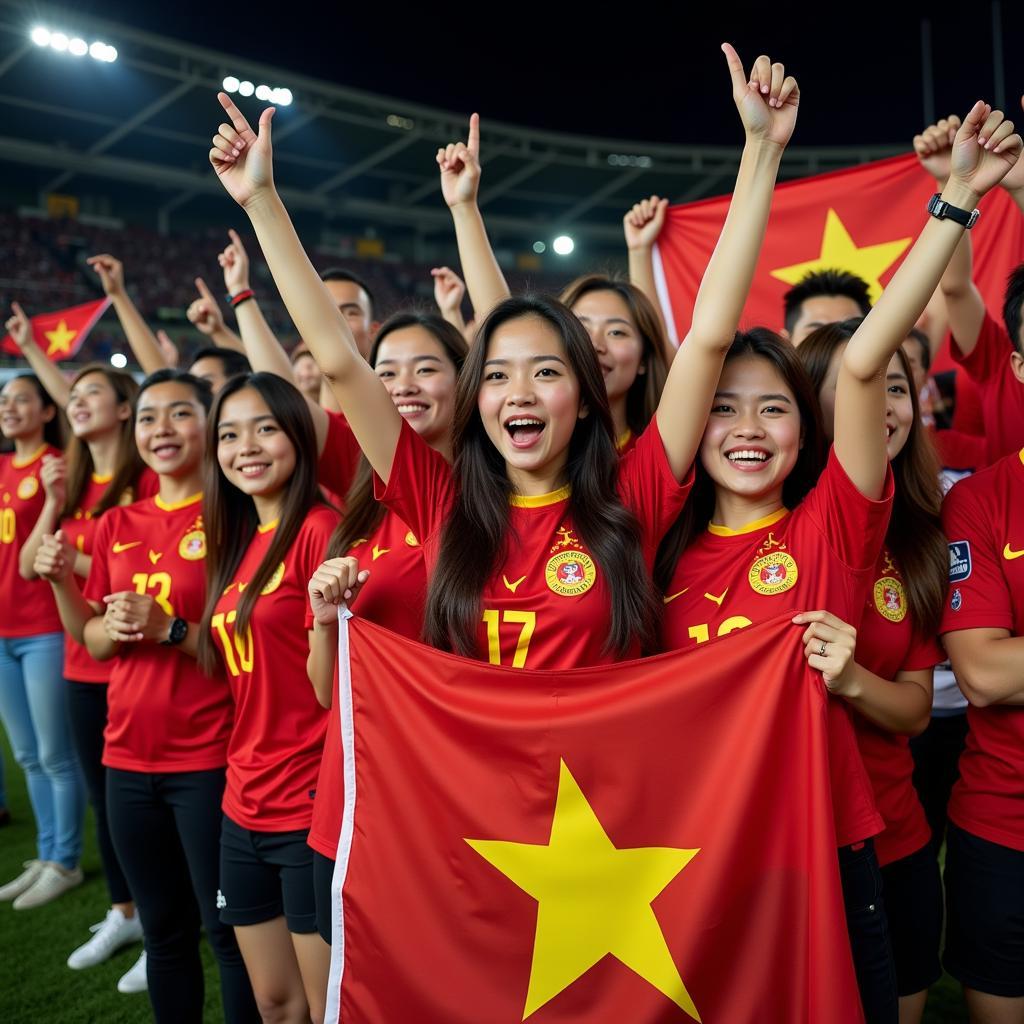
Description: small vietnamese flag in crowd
653,153,1024,343
1,297,111,361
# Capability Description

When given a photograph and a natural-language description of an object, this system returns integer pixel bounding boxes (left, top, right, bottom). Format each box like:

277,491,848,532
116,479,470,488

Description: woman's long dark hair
327,311,468,559
9,374,64,449
559,275,669,436
655,328,827,592
797,319,947,638
424,294,661,657
60,365,146,521
198,373,324,675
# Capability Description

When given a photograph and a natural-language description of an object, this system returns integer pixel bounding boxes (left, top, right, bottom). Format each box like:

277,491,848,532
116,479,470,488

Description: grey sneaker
0,859,44,901
13,862,83,909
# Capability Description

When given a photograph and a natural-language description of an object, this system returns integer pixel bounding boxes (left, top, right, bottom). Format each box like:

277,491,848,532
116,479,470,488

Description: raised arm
838,102,1022,498
1001,94,1024,214
209,94,401,480
4,303,71,407
654,45,797,481
432,266,468,334
86,254,170,375
438,114,511,322
187,277,246,354
624,195,672,349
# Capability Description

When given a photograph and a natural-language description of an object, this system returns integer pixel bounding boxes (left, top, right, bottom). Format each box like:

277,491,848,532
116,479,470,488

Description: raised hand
34,530,74,583
1000,94,1024,193
431,266,466,315
913,116,960,186
218,228,251,295
437,113,482,209
155,329,179,367
5,302,34,349
86,254,126,297
624,195,669,251
308,557,369,625
209,92,276,209
187,277,226,337
40,453,67,507
721,43,799,149
949,101,1022,197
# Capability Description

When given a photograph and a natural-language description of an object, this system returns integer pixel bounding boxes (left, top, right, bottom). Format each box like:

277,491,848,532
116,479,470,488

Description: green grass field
0,731,971,1022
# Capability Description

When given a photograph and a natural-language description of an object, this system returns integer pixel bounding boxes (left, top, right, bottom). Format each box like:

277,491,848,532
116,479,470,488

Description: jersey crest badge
260,562,286,595
404,531,419,547
179,530,207,561
545,551,596,597
873,576,907,622
948,541,972,582
748,551,798,595
16,476,38,500
950,588,962,612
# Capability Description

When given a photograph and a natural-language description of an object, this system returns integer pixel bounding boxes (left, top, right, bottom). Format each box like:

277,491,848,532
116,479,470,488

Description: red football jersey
318,411,362,502
307,508,427,859
214,504,339,831
61,468,159,683
940,449,1024,851
661,450,893,847
0,445,63,637
951,311,1024,466
376,419,692,669
84,493,234,772
852,548,943,866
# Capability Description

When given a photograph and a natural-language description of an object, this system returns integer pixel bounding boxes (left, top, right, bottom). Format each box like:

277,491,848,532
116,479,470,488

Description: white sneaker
67,907,144,969
12,861,83,909
0,859,44,901
117,951,148,994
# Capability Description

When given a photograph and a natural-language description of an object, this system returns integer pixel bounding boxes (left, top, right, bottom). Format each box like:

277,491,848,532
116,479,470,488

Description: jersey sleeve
802,447,894,573
83,511,115,604
616,419,694,549
373,418,454,545
318,412,363,499
951,309,1012,386
939,476,1012,633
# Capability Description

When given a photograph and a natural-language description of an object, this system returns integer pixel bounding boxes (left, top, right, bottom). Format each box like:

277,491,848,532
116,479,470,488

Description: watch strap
927,193,980,230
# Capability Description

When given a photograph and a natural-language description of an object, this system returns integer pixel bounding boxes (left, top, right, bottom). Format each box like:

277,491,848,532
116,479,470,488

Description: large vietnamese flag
653,153,1024,343
0,298,111,360
326,612,864,1024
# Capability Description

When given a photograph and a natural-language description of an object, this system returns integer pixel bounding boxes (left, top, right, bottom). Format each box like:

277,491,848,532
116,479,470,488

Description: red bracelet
229,289,254,308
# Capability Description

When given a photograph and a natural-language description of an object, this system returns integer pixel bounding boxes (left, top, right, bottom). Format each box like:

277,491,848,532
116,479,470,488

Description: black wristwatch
161,617,188,646
927,193,980,230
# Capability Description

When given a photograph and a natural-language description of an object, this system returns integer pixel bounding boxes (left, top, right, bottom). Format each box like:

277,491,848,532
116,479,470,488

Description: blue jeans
0,633,84,868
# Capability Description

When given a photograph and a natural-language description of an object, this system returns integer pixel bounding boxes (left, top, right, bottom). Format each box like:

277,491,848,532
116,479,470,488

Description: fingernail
761,84,769,93
233,148,240,156
978,137,987,146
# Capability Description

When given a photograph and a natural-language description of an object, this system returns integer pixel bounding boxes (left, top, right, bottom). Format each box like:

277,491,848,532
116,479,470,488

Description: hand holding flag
307,557,370,626
1,298,111,362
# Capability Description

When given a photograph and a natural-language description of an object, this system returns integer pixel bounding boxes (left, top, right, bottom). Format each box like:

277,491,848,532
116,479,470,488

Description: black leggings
106,767,259,1024
65,682,131,905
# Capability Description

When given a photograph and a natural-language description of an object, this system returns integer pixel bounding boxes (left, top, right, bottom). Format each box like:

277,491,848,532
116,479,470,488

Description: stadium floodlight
273,88,293,106
223,76,240,93
49,31,69,52
68,37,88,57
110,353,128,369
30,27,50,46
533,241,546,254
98,44,117,63
552,235,575,256
255,84,272,101
238,80,254,97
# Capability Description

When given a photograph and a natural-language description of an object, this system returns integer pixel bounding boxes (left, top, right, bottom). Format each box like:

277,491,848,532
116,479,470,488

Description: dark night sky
41,1,1024,147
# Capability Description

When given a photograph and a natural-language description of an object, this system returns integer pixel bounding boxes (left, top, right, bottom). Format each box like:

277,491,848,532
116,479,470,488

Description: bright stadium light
238,80,254,97
552,235,574,256
30,27,50,46
110,353,128,369
533,241,546,254
223,76,239,93
273,88,293,106
68,37,88,56
49,31,68,52
255,84,272,101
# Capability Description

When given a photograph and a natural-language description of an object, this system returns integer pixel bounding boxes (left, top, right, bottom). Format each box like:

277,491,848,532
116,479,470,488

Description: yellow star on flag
466,759,701,1021
43,319,78,357
769,208,912,302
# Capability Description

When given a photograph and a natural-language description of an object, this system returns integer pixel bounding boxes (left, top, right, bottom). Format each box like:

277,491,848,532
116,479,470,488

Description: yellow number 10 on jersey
211,610,254,677
482,609,536,669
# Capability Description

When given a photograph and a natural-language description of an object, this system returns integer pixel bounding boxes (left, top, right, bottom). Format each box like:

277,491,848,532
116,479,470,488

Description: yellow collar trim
1018,449,1024,468
616,429,633,451
257,518,279,534
154,492,202,512
510,485,571,508
91,472,113,485
708,506,790,537
12,443,48,469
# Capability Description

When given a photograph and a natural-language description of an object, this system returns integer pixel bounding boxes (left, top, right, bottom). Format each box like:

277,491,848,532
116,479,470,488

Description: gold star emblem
466,759,701,1021
43,319,78,357
770,209,912,302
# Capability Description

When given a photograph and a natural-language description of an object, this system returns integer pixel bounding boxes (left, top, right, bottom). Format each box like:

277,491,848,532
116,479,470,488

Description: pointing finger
467,112,480,159
720,42,746,93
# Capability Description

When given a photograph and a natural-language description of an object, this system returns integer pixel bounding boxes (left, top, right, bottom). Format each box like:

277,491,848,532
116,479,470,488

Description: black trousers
106,766,259,1024
65,681,131,905
909,711,968,853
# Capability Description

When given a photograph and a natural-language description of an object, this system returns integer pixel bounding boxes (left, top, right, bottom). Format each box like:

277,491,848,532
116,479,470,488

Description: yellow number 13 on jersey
131,572,174,616
482,609,536,669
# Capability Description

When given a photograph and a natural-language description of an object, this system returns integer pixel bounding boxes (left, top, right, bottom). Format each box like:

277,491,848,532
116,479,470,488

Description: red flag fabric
0,298,111,360
653,153,1024,343
326,612,864,1024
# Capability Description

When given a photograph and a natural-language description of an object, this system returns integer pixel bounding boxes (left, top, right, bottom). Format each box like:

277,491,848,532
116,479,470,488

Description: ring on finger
817,641,828,657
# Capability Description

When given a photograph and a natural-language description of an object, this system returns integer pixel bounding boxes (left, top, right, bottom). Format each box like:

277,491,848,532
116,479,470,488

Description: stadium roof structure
0,1,906,261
